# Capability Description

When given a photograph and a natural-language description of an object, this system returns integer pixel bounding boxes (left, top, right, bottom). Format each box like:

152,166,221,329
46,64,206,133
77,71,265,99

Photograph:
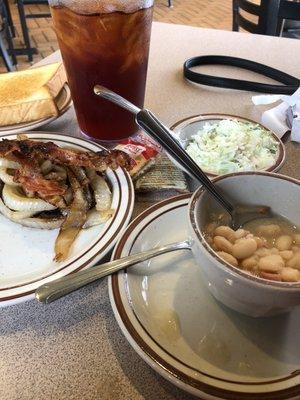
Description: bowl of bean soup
189,172,300,317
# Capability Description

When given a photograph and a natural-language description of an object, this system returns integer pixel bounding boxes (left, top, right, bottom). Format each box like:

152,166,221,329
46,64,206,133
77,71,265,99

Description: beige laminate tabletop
1,22,300,400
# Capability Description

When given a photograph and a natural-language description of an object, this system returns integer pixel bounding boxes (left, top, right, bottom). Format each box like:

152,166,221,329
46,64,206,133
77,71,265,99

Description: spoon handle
35,240,191,304
94,85,141,115
136,110,234,215
94,85,234,216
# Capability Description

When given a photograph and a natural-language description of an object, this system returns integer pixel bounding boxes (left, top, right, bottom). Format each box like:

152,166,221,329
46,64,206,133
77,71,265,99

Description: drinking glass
49,0,154,142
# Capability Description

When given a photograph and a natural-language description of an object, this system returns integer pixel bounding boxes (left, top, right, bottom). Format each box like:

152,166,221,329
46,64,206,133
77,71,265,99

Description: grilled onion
0,197,36,220
83,209,114,229
0,167,20,186
2,184,56,212
0,158,20,169
0,140,131,260
72,166,93,209
11,216,62,229
86,168,112,211
54,168,89,262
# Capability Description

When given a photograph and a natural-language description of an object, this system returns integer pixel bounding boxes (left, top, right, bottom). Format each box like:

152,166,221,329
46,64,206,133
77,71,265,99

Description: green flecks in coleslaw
186,119,279,175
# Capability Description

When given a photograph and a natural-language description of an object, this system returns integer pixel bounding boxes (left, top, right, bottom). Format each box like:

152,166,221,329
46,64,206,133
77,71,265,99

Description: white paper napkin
252,87,300,142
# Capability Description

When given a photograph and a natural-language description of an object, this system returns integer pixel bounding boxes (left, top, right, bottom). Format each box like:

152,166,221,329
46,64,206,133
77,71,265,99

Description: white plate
0,84,72,135
0,132,134,306
169,114,286,177
109,194,300,399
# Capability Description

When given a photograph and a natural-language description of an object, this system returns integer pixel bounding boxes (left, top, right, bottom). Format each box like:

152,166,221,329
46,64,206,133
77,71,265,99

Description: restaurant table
1,22,300,400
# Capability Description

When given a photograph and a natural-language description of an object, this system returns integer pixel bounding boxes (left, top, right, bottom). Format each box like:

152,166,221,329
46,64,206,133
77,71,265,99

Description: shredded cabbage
186,119,279,175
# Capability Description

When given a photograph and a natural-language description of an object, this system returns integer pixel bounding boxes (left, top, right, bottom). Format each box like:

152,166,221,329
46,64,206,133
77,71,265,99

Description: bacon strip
0,139,134,171
0,139,133,200
12,153,67,204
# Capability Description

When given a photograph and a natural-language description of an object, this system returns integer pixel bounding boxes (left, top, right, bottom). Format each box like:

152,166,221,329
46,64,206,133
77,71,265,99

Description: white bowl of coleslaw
170,114,285,177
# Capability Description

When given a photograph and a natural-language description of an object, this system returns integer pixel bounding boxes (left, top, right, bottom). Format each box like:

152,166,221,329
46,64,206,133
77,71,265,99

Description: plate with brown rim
109,194,300,399
0,132,134,306
169,114,286,177
0,84,72,135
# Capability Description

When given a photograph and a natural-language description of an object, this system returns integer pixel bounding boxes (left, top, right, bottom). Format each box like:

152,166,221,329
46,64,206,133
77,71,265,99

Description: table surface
1,22,300,400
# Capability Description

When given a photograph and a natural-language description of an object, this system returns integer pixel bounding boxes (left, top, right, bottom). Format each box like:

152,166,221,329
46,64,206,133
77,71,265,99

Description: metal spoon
35,87,273,304
94,85,272,228
35,240,191,304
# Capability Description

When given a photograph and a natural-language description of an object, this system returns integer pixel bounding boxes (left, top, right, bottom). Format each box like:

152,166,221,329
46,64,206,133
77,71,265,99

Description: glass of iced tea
49,0,154,143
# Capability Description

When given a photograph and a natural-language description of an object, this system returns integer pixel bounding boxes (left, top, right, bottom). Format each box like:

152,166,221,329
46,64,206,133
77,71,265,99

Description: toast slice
0,62,67,126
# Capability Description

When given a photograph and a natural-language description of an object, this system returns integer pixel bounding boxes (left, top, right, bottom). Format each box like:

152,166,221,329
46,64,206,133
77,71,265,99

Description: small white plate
0,84,72,135
170,114,286,177
109,194,300,399
0,132,134,306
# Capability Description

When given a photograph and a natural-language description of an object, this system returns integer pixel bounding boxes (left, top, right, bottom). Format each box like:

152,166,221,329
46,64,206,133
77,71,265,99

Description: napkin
252,87,300,142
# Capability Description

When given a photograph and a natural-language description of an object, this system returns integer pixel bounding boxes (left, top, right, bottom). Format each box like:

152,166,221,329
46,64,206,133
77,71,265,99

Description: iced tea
50,1,153,142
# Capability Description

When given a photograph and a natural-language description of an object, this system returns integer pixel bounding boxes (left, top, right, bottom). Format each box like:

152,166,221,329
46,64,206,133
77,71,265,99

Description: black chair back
233,0,300,36
232,0,284,35
0,0,15,71
278,0,300,20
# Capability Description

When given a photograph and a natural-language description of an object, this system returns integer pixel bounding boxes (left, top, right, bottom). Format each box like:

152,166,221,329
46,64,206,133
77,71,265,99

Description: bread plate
0,132,134,306
0,84,72,135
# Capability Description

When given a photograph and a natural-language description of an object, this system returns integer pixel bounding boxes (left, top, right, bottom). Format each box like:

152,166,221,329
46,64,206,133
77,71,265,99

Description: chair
279,0,300,37
15,0,50,62
232,0,300,36
283,19,300,38
0,0,16,70
3,0,15,37
17,0,51,20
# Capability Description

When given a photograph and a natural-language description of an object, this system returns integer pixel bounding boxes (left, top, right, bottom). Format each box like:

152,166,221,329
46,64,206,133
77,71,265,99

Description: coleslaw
186,119,279,175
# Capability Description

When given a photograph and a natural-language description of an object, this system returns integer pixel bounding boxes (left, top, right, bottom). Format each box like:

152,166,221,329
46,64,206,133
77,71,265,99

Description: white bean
234,229,247,240
257,224,281,237
286,253,300,270
258,255,284,272
270,247,279,255
255,247,271,257
232,238,257,259
241,256,258,270
211,243,218,252
214,226,235,242
275,235,293,251
279,250,294,261
293,234,300,245
280,267,300,282
260,271,282,282
253,236,267,248
213,236,233,254
216,251,238,267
